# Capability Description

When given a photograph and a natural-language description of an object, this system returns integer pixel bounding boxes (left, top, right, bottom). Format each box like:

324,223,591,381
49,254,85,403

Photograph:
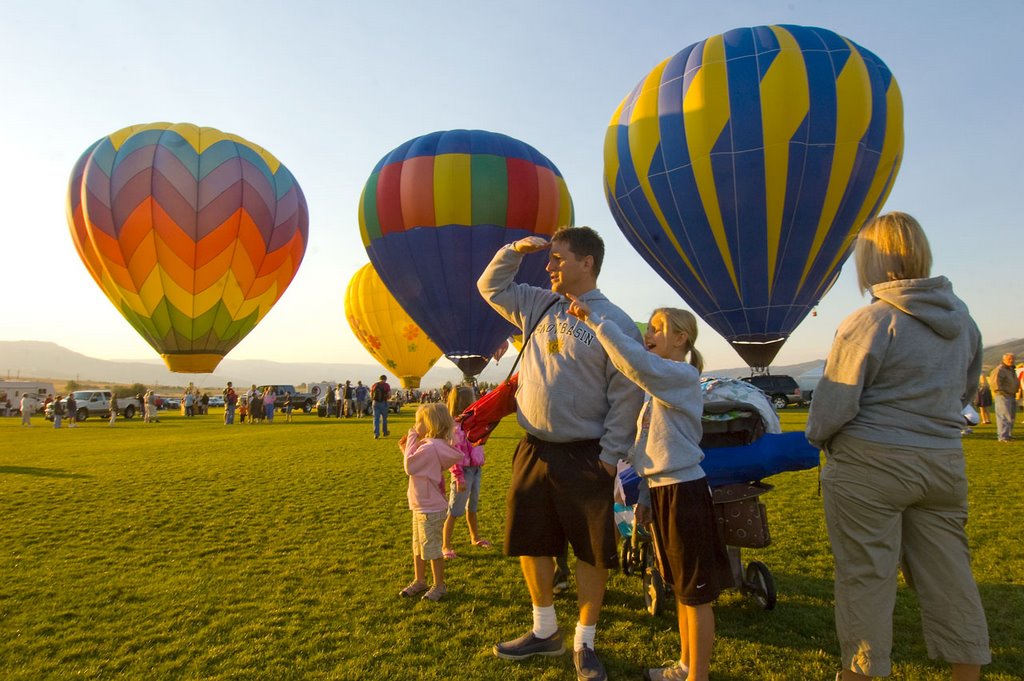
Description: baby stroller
617,394,819,616
616,471,777,614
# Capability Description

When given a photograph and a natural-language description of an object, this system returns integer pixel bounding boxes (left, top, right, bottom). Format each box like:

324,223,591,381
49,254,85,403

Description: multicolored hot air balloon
345,263,442,389
605,25,903,368
67,122,309,373
359,129,573,378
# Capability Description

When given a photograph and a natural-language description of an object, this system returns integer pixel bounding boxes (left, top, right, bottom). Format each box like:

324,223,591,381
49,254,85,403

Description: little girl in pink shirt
399,402,463,602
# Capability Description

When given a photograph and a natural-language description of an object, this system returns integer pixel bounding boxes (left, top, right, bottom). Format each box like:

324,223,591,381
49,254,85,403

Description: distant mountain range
1,338,1019,391
0,340,484,390
0,340,806,390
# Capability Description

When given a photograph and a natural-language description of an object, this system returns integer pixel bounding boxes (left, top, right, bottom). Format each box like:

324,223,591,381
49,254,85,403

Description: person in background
109,394,118,426
284,391,294,423
249,385,262,424
990,353,1017,442
20,394,33,426
262,386,276,423
442,385,492,560
398,402,464,602
371,375,392,439
1018,362,1024,413
335,382,345,418
478,227,644,681
806,212,989,681
974,375,992,425
344,380,355,417
326,384,336,418
65,392,78,428
224,382,237,425
52,395,64,429
355,380,369,417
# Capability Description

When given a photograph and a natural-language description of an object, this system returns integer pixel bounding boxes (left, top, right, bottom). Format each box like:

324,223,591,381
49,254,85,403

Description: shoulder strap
504,297,560,382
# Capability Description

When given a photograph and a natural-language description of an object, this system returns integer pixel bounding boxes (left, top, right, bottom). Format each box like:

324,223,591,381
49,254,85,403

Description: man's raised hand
511,236,550,254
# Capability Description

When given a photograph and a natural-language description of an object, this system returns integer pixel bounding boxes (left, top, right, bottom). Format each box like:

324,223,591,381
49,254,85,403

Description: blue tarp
700,431,820,487
617,431,820,499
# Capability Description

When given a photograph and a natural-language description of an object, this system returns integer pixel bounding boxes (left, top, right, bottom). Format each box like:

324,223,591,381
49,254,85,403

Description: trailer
0,381,56,415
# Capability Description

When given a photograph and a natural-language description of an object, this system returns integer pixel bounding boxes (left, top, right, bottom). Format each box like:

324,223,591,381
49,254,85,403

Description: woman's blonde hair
416,402,454,440
854,211,932,294
650,307,704,373
447,385,476,418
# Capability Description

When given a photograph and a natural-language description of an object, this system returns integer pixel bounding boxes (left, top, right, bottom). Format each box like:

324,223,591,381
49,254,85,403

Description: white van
795,366,824,402
0,381,56,415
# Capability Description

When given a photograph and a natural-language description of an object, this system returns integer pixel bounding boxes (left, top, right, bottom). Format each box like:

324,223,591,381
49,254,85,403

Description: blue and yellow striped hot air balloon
605,25,903,368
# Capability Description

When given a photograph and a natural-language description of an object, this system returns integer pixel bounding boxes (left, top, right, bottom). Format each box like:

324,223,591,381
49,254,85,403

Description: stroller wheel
620,540,632,575
744,560,776,610
642,550,665,616
637,543,650,580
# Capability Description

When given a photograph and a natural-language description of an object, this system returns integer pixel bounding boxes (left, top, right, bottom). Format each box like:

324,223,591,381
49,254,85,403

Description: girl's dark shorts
649,478,735,605
504,434,619,569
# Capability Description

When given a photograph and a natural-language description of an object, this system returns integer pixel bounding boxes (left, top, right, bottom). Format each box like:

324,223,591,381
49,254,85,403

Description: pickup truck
45,390,144,421
316,393,402,417
256,385,315,414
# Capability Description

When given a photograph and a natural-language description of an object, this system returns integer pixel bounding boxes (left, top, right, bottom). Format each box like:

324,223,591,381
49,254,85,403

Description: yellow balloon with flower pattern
345,264,441,389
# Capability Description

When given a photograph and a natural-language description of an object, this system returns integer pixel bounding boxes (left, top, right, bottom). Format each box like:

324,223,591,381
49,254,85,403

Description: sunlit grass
0,408,1020,680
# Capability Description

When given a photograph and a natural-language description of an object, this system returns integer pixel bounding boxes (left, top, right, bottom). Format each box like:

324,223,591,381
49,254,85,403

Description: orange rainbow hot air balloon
345,263,441,389
67,123,309,372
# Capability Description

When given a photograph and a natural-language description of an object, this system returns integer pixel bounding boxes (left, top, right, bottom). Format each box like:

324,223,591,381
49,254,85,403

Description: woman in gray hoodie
806,212,989,681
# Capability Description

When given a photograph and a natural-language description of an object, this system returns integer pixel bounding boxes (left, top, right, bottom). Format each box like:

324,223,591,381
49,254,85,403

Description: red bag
457,298,557,446
458,373,519,446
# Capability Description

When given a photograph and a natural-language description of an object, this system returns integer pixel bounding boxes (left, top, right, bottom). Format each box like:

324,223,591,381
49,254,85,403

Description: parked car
316,394,400,417
207,395,225,408
160,396,181,411
740,374,804,410
256,385,315,414
45,390,143,421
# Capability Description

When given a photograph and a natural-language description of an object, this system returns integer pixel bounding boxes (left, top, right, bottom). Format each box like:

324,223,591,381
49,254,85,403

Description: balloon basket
162,353,223,374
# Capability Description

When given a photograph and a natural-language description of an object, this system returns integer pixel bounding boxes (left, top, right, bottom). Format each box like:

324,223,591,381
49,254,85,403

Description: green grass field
1,408,1021,680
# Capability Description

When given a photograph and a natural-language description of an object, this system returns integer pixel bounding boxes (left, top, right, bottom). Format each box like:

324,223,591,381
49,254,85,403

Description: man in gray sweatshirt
478,226,644,681
990,352,1017,442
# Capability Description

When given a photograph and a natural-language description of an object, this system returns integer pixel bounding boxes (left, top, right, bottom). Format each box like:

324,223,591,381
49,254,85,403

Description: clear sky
1,0,1020,378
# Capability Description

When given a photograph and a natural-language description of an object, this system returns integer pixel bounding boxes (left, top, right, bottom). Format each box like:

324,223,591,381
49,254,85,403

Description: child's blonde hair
650,307,704,373
416,402,454,440
447,385,476,418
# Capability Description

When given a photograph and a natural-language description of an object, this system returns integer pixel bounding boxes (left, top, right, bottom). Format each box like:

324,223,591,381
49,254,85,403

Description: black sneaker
574,643,607,681
493,630,565,660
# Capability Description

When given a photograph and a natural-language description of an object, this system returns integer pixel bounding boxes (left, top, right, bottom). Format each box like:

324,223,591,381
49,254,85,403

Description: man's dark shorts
649,478,734,605
504,434,619,569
